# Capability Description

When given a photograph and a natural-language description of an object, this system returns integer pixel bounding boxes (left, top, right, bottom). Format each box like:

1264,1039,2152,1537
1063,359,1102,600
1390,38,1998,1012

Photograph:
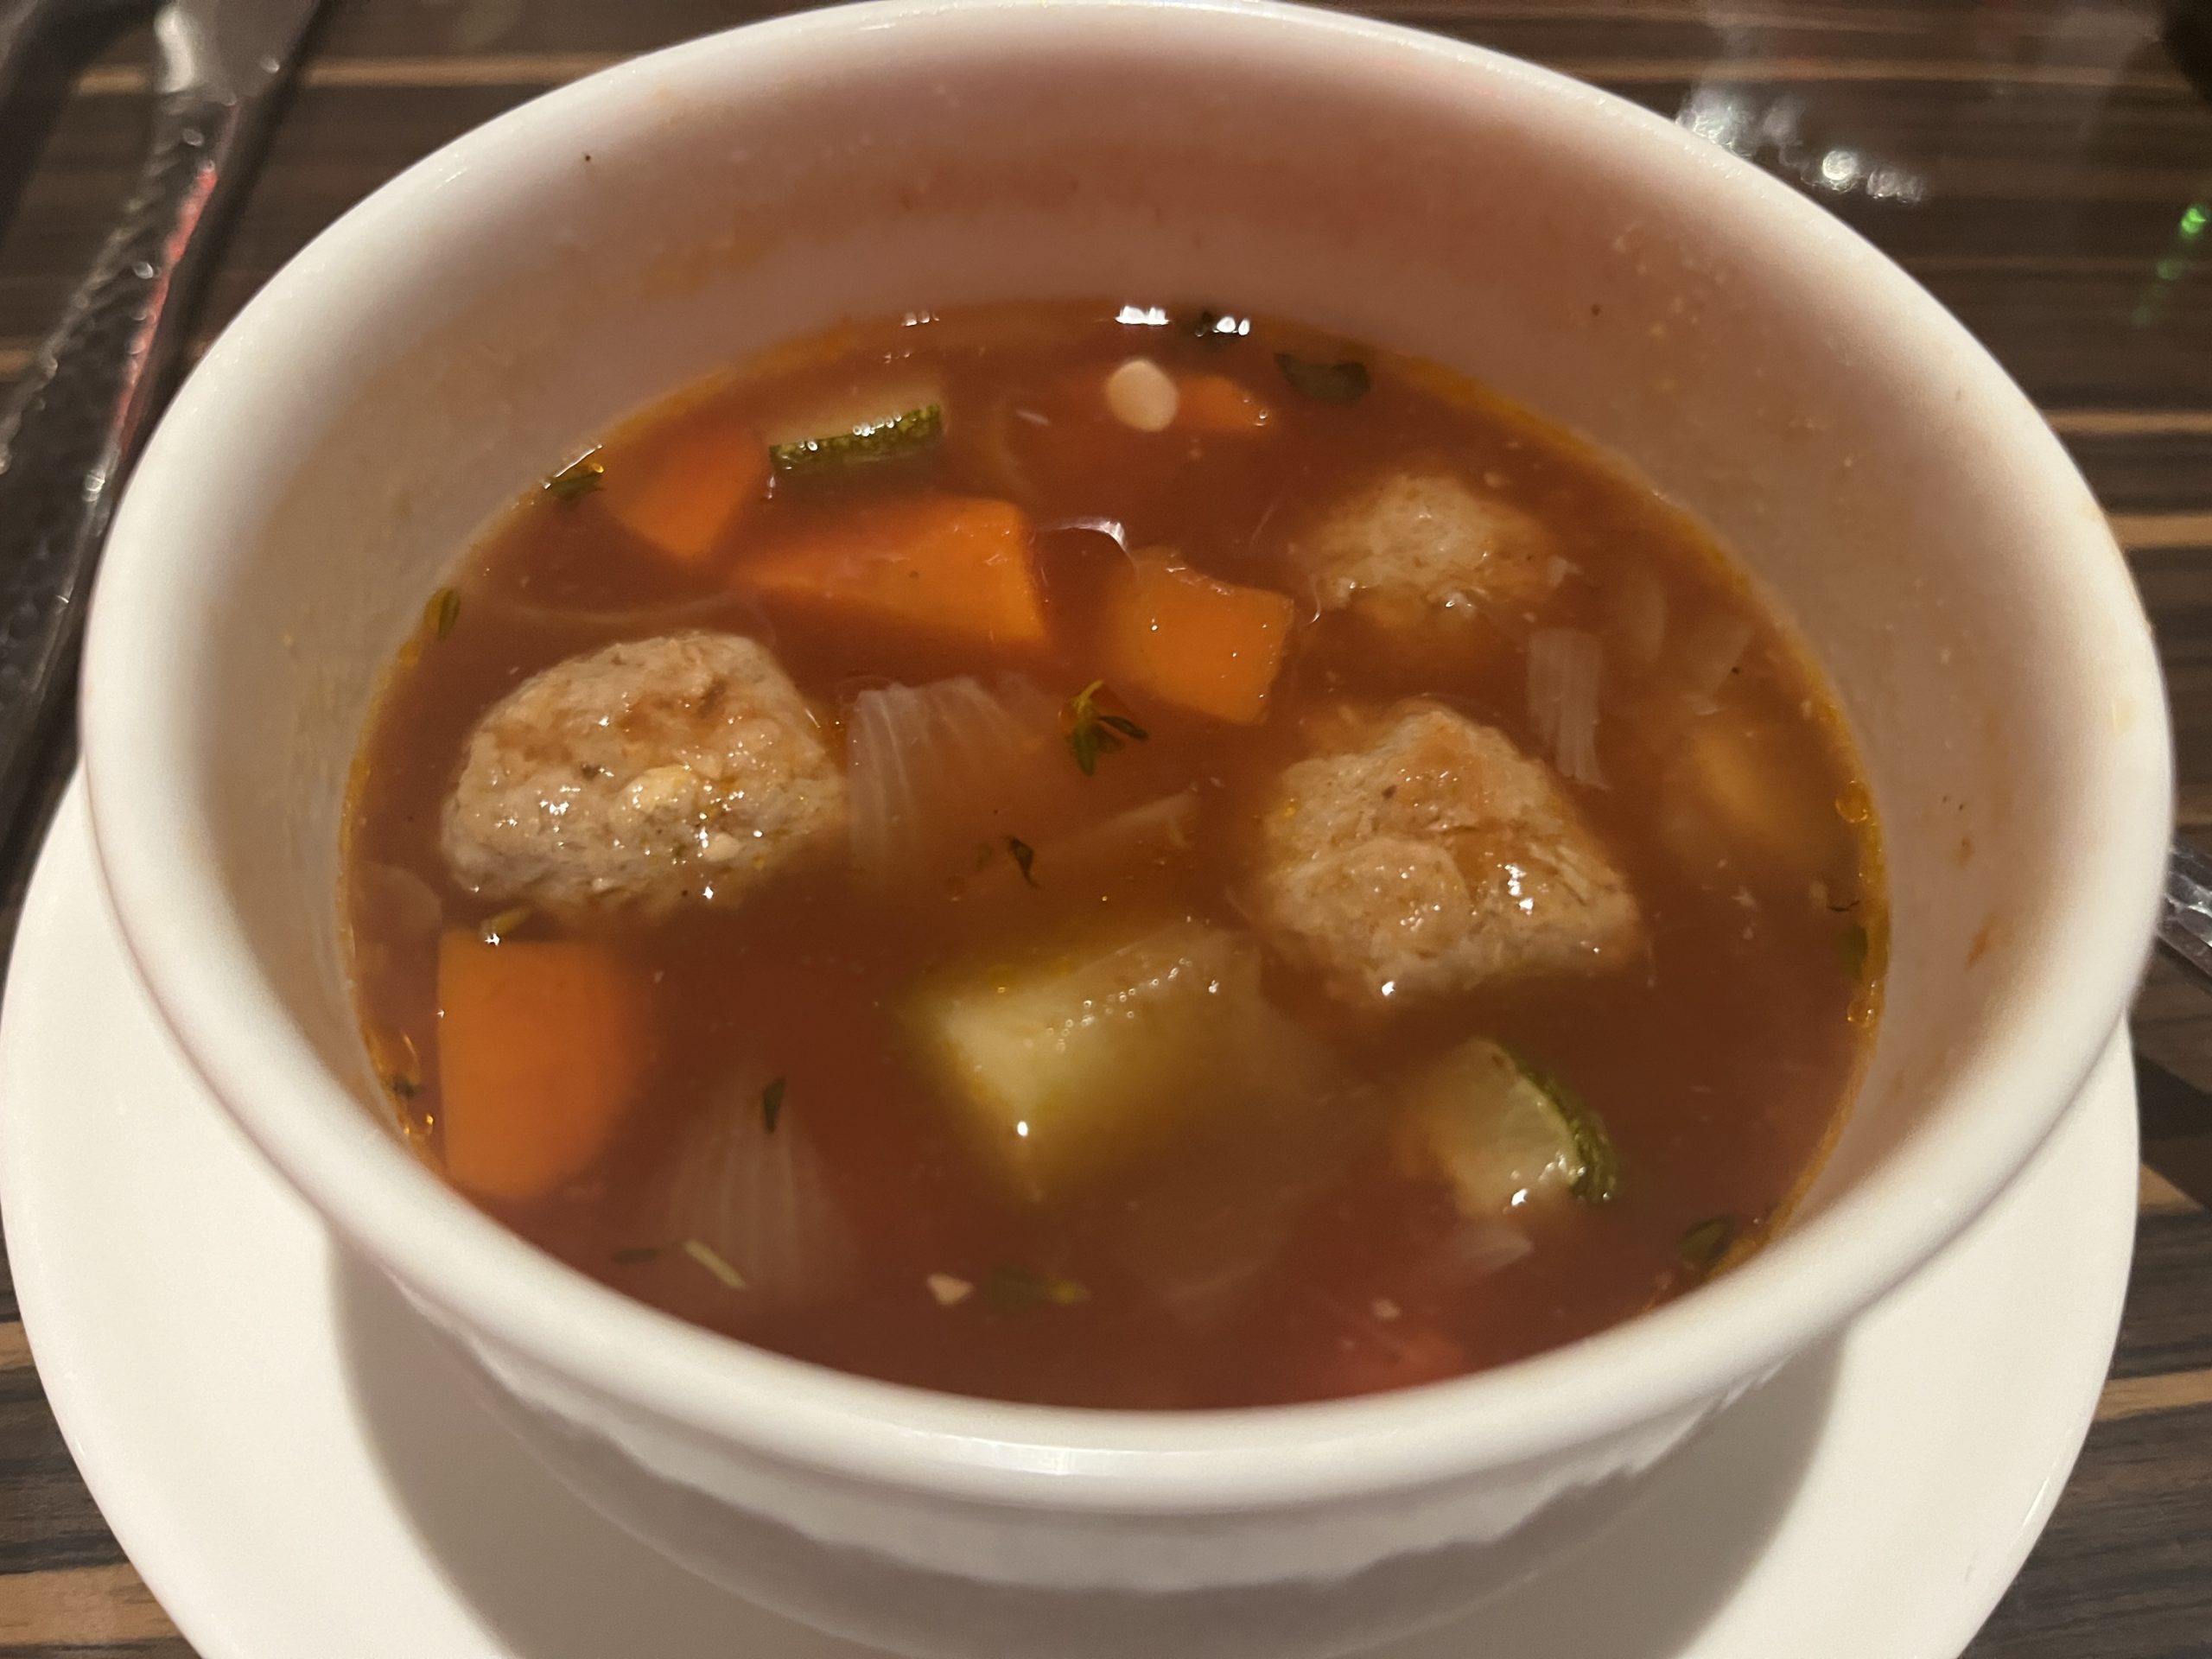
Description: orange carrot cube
1176,373,1274,434
1098,553,1294,724
599,411,769,563
734,494,1048,652
435,932,654,1203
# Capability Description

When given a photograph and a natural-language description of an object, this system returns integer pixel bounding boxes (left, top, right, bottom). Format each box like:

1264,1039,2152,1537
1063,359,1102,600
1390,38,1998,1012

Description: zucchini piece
767,389,944,476
1395,1038,1618,1217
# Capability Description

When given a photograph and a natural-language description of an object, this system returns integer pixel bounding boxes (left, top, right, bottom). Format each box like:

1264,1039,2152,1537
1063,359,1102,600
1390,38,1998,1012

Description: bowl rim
80,0,2171,1512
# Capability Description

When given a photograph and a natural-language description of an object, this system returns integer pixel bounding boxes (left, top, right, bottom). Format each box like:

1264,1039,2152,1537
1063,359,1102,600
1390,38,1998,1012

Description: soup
343,302,1882,1409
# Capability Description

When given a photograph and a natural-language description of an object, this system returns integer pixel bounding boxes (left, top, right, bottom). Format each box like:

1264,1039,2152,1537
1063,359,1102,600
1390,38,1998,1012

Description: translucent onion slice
1606,564,1669,667
1672,610,1756,715
845,675,1074,892
1528,627,1606,787
643,1077,856,1310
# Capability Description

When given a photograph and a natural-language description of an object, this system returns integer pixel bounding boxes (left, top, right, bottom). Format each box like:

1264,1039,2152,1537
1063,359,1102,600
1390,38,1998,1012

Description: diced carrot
734,494,1049,652
435,932,654,1203
598,410,769,563
1176,373,1273,434
1098,552,1294,724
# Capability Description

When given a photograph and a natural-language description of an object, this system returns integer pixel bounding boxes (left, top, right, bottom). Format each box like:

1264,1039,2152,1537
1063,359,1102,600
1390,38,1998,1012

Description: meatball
1292,468,1556,622
1250,702,1639,1008
442,632,845,916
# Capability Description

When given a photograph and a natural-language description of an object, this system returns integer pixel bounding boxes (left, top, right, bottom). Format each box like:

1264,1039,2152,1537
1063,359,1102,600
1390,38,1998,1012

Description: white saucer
0,784,2137,1659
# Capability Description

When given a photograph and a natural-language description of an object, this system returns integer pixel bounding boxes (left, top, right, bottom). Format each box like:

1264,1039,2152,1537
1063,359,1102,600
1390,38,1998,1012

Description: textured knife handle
0,86,244,820
2159,839,2212,988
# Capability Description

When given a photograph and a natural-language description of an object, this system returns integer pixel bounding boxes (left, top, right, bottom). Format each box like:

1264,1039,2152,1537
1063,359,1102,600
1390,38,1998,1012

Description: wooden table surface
2,0,2209,1653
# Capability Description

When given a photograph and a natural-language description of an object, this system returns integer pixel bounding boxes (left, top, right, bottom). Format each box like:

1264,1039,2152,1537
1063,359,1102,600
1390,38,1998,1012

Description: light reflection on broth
342,302,1883,1408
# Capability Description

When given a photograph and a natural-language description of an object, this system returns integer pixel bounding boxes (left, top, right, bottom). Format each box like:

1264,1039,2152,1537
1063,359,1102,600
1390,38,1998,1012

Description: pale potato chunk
908,918,1298,1199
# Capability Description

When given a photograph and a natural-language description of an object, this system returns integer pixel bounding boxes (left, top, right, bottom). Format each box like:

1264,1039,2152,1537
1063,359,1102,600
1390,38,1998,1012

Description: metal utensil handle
0,83,248,823
2160,839,2212,988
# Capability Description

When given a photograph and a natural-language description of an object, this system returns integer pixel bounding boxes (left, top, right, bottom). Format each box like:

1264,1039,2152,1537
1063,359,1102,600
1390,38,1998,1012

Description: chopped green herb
762,1075,787,1134
372,1028,424,1102
1839,921,1870,979
612,1245,663,1266
974,842,999,873
769,404,943,474
983,1266,1090,1311
1065,679,1149,776
1274,352,1370,405
1007,836,1039,887
683,1237,747,1291
424,587,462,639
1679,1215,1740,1276
479,905,531,945
543,448,605,502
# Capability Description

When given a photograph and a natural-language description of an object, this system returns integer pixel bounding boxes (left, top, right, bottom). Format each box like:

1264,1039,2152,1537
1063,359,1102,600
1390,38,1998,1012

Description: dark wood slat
0,1370,131,1576
2064,431,2212,516
1968,1405,2212,1658
2108,1213,2212,1380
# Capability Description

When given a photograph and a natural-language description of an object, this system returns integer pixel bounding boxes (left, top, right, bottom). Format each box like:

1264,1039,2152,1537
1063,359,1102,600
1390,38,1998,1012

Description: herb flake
424,587,462,639
1274,352,1371,405
1679,1215,1740,1277
372,1029,423,1102
612,1245,663,1266
762,1075,787,1134
1839,921,1870,979
683,1237,747,1291
543,448,606,502
983,1266,1091,1311
1065,680,1149,776
1006,836,1039,887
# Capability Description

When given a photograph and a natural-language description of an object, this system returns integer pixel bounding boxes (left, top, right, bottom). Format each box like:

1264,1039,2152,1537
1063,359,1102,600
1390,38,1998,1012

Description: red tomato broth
342,302,1881,1409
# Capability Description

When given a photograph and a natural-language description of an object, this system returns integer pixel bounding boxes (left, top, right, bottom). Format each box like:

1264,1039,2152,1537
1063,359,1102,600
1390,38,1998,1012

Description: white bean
1104,357,1179,433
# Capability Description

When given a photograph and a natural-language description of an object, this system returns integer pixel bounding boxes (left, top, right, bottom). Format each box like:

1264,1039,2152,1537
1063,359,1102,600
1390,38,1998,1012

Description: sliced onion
1440,1220,1535,1281
975,388,1046,506
845,675,1073,892
468,586,763,639
1528,627,1606,787
643,1079,856,1310
352,861,443,938
971,790,1198,897
1606,564,1669,667
1673,609,1756,715
1038,515,1129,550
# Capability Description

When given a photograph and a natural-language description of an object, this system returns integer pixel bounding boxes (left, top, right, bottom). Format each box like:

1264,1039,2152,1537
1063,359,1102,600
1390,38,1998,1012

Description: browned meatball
1291,467,1557,624
442,632,845,916
1250,702,1639,1008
